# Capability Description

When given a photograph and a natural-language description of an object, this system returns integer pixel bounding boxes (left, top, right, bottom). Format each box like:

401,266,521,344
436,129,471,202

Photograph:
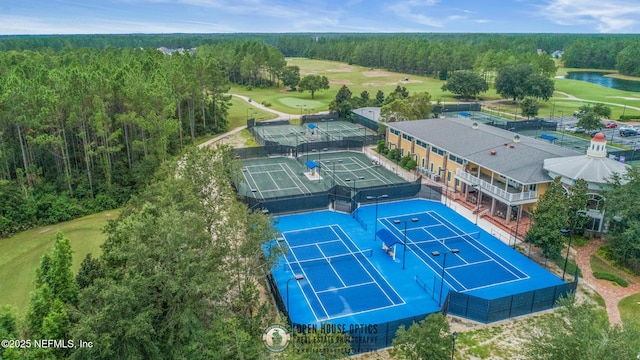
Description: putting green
278,97,324,110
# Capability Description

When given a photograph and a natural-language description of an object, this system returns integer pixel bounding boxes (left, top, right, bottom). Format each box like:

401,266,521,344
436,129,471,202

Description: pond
564,71,640,92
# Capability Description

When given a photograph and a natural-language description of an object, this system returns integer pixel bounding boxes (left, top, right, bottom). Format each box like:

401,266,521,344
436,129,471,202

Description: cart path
574,239,640,325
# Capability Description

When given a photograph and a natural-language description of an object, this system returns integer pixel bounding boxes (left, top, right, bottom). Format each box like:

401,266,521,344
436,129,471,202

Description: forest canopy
0,40,285,237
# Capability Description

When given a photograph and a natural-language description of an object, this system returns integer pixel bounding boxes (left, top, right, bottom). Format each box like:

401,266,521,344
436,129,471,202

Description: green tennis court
519,130,619,154
238,151,407,199
252,121,372,146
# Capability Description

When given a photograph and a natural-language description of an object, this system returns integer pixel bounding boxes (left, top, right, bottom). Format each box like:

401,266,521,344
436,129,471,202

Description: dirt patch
330,79,353,85
299,70,317,76
327,65,354,73
38,228,52,234
363,70,396,77
209,131,251,149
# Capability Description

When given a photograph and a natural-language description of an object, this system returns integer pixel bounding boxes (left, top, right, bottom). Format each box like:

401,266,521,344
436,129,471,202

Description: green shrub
261,101,272,107
404,159,417,170
551,252,582,278
619,115,640,121
593,271,629,287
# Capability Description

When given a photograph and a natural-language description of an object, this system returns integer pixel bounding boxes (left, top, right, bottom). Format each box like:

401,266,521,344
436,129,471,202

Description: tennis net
410,231,481,247
285,249,373,269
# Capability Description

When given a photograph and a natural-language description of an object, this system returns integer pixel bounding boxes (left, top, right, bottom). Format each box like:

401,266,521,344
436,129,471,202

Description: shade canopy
305,160,320,170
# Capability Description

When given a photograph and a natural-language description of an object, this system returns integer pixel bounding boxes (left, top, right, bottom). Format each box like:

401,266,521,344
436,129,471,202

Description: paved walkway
574,239,640,325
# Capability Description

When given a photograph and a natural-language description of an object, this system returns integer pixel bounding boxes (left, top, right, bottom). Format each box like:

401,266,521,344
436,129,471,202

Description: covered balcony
455,169,538,205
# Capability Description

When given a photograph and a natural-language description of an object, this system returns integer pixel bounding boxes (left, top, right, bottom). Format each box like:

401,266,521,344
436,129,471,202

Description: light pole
431,248,460,306
393,218,419,270
559,110,565,147
345,176,365,200
366,194,388,241
286,274,304,327
246,107,253,120
472,184,481,225
559,229,572,281
513,207,521,249
451,331,458,360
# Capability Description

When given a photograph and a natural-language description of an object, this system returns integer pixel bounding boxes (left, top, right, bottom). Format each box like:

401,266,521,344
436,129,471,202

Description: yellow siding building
385,117,581,225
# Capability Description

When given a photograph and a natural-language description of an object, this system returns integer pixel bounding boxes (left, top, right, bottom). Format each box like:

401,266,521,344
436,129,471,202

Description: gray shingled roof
388,118,581,184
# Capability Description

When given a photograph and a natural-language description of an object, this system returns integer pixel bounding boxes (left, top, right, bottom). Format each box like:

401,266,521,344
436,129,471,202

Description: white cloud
0,14,232,34
387,0,444,27
540,0,640,32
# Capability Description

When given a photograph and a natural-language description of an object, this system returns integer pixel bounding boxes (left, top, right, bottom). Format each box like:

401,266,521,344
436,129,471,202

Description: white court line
379,216,467,291
448,259,493,269
244,163,286,172
280,163,311,194
283,224,405,322
242,168,266,199
455,277,529,293
266,172,283,190
315,244,347,288
348,156,391,184
330,225,405,305
260,187,305,194
281,233,330,321
289,239,342,249
332,227,403,306
428,211,529,280
416,228,471,266
315,281,377,294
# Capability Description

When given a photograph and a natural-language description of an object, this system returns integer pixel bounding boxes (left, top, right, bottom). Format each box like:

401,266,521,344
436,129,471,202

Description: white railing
456,169,537,203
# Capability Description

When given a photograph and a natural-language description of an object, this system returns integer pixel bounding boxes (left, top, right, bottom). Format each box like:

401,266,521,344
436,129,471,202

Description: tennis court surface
379,211,528,293
279,225,404,321
252,121,370,147
237,151,406,200
270,199,567,329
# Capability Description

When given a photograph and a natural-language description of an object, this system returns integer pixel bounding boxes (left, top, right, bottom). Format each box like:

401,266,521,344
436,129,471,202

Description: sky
1,0,640,35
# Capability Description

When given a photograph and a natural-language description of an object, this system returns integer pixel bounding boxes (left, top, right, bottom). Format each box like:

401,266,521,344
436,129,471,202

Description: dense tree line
0,46,237,237
198,41,286,87
3,33,640,77
0,146,285,359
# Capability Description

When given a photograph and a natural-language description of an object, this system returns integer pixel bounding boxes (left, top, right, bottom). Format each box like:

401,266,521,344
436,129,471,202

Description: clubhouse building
353,111,630,235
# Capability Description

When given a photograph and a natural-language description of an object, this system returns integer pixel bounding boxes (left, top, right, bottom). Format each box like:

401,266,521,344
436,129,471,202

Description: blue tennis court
279,225,404,321
270,199,565,331
379,211,529,293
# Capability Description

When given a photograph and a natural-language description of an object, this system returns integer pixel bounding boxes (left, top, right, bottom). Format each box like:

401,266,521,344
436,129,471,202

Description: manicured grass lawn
0,209,120,313
553,68,640,120
619,292,640,326
227,96,277,129
231,57,504,114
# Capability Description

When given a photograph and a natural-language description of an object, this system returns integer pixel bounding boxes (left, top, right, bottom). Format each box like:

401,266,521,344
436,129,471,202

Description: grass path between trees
0,209,120,314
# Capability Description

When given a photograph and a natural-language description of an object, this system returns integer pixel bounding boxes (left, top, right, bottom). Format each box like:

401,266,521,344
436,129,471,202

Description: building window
587,193,604,211
529,184,537,191
447,171,452,182
430,162,434,172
